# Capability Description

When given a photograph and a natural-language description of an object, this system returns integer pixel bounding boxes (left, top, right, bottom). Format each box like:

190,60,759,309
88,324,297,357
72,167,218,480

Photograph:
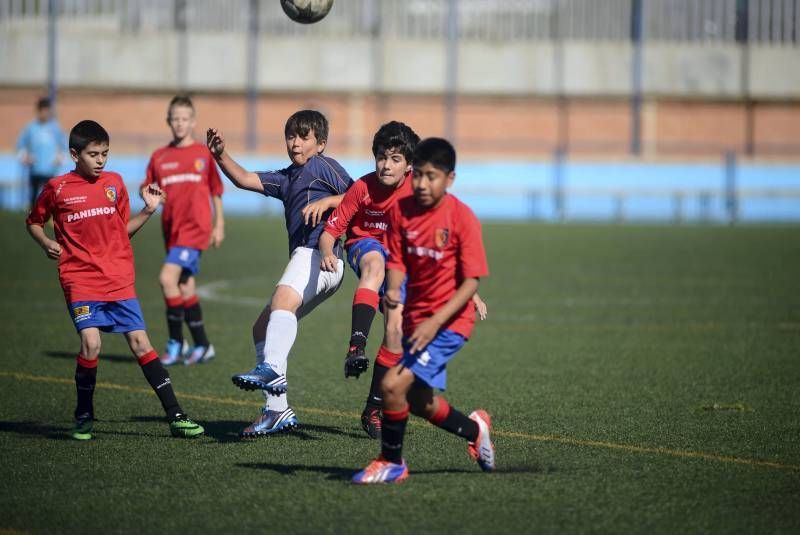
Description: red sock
137,350,158,366
428,396,451,426
165,296,184,308
77,354,98,369
376,345,403,368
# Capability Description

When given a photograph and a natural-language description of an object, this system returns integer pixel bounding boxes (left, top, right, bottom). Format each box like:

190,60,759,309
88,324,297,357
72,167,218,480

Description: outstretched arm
206,128,264,193
128,184,163,237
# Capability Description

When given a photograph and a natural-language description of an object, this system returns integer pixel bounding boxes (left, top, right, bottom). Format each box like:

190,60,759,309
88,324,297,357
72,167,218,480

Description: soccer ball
280,0,334,24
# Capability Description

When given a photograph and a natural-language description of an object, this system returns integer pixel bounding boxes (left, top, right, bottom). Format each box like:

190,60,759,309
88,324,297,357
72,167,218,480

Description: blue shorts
346,238,406,303
69,299,147,334
401,329,466,391
347,238,386,276
165,246,201,276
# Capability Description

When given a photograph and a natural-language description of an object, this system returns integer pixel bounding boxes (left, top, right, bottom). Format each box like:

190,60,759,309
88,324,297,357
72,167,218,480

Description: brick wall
2,87,798,160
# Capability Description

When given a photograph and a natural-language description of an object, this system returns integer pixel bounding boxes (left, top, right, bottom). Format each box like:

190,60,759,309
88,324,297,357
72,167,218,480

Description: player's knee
81,336,101,358
127,331,152,355
359,257,385,286
380,374,404,403
159,271,178,292
270,286,301,313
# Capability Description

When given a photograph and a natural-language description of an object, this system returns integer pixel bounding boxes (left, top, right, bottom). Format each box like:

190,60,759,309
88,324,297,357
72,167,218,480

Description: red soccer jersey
386,193,489,339
26,171,137,303
142,142,223,250
324,171,413,248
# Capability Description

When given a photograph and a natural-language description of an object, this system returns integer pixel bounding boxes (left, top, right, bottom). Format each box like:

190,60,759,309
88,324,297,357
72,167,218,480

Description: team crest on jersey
435,228,450,248
194,158,206,172
72,305,91,322
104,185,117,203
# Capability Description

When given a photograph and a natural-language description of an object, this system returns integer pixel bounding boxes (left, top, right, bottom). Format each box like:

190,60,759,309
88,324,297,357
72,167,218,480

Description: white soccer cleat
185,344,216,365
467,409,496,472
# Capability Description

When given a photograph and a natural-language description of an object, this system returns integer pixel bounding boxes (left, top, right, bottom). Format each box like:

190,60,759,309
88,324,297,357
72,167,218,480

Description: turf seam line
2,371,798,473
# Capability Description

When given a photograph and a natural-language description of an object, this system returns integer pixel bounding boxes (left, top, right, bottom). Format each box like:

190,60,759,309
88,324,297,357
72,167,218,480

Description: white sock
262,309,297,412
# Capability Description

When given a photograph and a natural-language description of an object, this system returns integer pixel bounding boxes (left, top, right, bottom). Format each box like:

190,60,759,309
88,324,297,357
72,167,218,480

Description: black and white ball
280,0,334,24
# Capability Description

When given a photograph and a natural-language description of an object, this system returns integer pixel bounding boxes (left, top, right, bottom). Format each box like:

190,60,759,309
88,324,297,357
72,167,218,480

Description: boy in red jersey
319,121,418,437
352,138,494,484
321,122,487,439
26,120,204,441
141,95,224,366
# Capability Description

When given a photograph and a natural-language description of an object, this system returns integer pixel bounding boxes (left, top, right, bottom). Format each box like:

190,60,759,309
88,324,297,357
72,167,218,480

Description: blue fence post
630,0,644,156
553,147,566,222
724,151,739,224
47,0,57,110
245,0,260,151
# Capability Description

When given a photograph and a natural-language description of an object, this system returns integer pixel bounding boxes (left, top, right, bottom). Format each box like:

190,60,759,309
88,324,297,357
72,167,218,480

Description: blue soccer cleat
231,362,288,393
240,407,298,438
352,457,409,484
160,339,189,366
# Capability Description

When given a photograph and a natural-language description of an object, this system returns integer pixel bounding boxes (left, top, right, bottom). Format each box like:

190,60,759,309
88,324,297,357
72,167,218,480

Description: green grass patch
2,211,799,533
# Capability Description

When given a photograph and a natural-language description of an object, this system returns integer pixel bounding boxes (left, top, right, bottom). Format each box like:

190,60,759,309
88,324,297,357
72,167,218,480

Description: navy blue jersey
257,154,353,255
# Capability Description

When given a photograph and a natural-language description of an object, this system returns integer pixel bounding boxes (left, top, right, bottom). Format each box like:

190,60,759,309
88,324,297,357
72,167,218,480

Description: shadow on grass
129,417,356,443
0,420,68,440
236,462,354,481
0,420,155,440
44,350,135,364
237,462,525,480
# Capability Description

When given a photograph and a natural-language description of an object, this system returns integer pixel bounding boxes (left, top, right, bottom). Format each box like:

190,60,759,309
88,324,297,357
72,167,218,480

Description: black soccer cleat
344,346,369,379
360,406,382,439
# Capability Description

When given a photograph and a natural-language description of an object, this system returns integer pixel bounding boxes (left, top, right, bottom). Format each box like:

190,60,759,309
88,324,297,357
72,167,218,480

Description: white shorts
276,246,345,319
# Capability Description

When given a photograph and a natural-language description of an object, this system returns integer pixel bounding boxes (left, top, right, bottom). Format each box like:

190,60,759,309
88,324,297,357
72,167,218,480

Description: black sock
438,406,479,442
184,300,210,347
139,352,182,420
74,357,97,419
380,406,409,464
350,288,379,349
166,305,184,343
365,363,389,408
350,305,377,349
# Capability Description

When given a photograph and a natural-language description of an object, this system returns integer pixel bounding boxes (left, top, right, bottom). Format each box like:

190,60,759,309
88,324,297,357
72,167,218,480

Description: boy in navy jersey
26,120,204,440
352,138,494,484
142,95,225,366
207,110,353,437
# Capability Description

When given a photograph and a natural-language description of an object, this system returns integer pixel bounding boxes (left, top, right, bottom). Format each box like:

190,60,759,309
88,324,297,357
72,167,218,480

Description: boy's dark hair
168,94,195,116
36,97,51,110
69,120,109,153
412,137,456,173
285,110,329,145
372,121,420,161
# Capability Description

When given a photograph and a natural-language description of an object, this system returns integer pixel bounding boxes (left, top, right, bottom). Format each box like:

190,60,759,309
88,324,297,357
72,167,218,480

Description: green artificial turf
1,211,798,534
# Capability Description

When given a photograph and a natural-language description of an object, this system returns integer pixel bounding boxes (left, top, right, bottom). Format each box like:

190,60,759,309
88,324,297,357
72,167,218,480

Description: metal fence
1,0,798,43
